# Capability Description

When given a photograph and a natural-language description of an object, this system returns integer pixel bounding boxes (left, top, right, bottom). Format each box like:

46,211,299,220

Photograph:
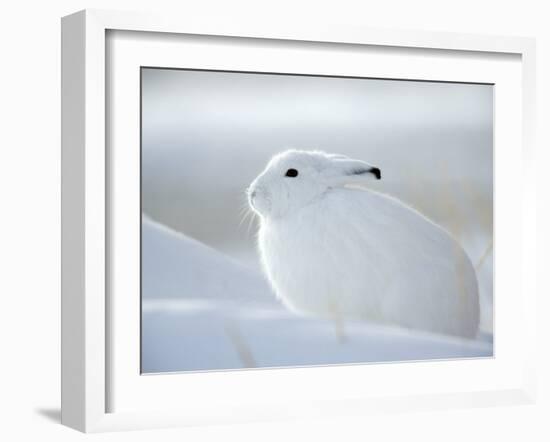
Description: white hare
248,150,480,339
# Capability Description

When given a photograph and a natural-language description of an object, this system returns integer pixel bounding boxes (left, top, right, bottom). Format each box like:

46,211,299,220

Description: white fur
248,150,480,339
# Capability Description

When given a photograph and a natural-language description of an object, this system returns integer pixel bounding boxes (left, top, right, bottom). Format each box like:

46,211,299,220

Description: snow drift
141,216,492,373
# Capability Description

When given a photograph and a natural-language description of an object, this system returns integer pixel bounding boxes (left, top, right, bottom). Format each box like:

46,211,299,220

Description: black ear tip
370,167,381,180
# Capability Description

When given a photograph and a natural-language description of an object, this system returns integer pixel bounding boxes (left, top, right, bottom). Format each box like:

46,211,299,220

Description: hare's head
247,150,381,219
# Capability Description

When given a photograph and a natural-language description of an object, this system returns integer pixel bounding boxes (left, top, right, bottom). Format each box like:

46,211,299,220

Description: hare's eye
285,168,299,178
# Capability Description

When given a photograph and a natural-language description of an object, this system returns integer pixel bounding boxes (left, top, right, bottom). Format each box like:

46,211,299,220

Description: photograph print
141,68,493,374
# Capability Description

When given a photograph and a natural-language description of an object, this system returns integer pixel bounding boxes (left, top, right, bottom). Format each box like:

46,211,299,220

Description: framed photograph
61,9,537,432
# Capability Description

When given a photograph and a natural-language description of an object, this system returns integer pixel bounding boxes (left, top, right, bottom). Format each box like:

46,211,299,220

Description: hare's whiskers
246,208,256,236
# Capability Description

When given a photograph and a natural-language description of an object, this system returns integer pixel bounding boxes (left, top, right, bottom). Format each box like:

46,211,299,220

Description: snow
142,216,492,373
142,217,270,306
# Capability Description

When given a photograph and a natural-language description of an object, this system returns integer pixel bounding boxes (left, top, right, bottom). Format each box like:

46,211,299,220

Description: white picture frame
61,9,537,433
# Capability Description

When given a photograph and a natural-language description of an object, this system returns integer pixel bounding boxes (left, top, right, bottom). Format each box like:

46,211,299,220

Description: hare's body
248,150,480,339
258,187,479,338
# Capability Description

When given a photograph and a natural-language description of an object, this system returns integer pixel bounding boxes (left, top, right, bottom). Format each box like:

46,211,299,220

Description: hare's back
320,188,479,332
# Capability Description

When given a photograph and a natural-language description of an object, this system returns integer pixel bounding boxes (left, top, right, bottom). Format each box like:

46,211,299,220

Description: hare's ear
324,157,381,187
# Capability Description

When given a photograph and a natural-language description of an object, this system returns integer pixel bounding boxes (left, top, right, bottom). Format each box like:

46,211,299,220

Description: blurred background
141,67,494,340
